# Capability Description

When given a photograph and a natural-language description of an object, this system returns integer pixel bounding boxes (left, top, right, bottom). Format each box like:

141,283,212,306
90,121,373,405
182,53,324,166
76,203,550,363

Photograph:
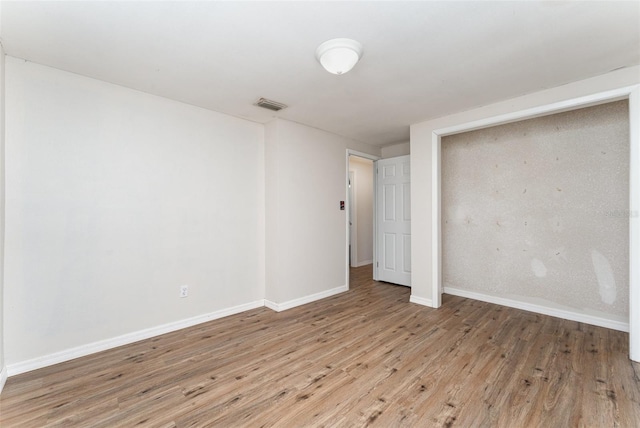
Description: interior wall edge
409,295,433,307
6,299,265,377
0,366,7,394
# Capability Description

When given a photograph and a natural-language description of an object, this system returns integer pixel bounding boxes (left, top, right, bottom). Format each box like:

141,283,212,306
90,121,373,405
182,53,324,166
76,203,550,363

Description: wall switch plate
180,285,188,298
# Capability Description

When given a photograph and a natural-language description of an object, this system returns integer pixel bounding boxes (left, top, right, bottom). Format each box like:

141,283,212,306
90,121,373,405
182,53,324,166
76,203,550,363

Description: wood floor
1,265,639,427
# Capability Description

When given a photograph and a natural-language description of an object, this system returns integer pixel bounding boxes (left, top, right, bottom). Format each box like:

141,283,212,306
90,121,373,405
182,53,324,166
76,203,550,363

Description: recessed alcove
441,100,629,324
411,82,639,360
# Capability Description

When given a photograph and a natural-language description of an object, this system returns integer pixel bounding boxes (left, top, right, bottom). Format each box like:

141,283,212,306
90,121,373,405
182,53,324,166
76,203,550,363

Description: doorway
348,156,374,268
346,151,378,287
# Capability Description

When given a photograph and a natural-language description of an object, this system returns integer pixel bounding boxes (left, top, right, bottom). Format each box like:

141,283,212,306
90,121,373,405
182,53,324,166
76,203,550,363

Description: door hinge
377,262,379,267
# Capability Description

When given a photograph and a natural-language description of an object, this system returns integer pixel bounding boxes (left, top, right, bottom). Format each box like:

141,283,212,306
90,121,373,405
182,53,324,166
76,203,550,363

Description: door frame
345,150,380,289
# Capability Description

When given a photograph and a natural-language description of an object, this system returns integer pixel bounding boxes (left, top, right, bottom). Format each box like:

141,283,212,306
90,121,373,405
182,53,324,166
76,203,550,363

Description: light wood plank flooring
1,265,639,427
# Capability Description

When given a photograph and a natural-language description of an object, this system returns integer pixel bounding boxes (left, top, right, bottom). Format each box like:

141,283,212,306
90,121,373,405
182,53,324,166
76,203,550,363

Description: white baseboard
5,284,354,376
6,300,265,377
444,287,629,332
410,295,433,307
265,285,348,312
0,365,7,394
353,260,373,268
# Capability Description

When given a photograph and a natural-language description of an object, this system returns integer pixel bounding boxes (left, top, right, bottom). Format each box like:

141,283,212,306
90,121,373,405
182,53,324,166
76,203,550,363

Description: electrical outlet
180,285,189,298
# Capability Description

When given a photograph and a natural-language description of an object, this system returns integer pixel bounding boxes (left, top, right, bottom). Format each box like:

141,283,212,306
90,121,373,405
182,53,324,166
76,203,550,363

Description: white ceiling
2,1,639,147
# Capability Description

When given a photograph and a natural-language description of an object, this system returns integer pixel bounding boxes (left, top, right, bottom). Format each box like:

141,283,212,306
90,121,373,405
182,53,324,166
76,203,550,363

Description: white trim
6,300,264,376
410,295,433,307
0,366,7,394
373,159,379,281
265,285,348,312
431,84,640,360
435,86,635,137
263,299,279,312
629,87,640,361
353,260,373,268
444,287,629,332
348,150,380,161
345,151,351,288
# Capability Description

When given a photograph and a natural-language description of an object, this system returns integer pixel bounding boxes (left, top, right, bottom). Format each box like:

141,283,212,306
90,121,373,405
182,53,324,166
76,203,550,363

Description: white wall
4,57,265,370
349,156,373,266
0,10,6,392
381,141,409,158
265,119,379,308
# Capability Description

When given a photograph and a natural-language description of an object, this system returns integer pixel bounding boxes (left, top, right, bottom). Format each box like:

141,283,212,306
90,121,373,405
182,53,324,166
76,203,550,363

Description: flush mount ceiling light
315,38,363,75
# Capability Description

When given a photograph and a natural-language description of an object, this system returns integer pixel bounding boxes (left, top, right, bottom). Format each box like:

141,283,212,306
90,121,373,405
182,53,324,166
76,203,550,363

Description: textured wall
442,100,629,318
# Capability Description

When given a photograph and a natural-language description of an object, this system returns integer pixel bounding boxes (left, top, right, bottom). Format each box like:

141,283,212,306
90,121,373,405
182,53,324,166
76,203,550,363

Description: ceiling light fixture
315,38,363,75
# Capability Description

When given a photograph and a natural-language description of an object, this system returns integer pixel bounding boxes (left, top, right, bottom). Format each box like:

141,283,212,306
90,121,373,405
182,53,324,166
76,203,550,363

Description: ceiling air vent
254,97,287,112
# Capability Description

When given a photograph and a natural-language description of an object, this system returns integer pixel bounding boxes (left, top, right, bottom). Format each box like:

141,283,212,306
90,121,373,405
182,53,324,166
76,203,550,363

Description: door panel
383,185,396,221
376,155,411,286
384,233,396,269
383,164,396,179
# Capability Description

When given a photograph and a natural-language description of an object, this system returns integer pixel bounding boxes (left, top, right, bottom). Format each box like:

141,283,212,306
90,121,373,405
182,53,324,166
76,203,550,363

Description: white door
376,155,411,286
